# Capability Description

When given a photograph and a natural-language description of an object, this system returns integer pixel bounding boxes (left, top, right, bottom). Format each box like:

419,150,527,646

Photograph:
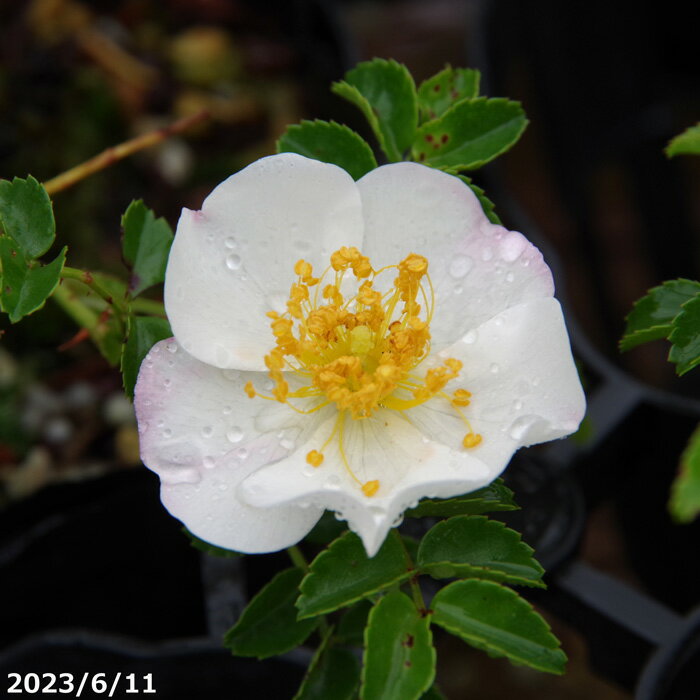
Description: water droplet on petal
481,247,493,262
226,426,244,443
163,427,173,438
512,399,523,411
224,236,237,249
509,416,534,440
223,405,232,415
164,378,172,387
302,465,316,477
454,285,463,295
203,456,215,469
236,447,249,461
325,475,341,489
202,425,214,438
505,272,515,283
462,329,478,344
280,438,295,450
392,514,404,528
448,255,473,279
489,363,500,374
225,253,242,270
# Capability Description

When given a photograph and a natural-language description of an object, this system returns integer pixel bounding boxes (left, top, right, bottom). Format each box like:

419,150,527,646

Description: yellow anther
294,259,312,277
244,381,256,398
306,450,324,467
452,388,471,406
361,480,380,497
462,433,482,448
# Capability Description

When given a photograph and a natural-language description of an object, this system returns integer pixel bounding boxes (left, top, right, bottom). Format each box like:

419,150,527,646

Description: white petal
409,297,585,460
165,153,364,371
134,339,324,552
356,163,554,348
240,411,494,557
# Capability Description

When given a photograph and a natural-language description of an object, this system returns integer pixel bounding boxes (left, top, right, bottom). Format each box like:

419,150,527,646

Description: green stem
392,530,426,613
61,266,126,312
287,545,331,637
131,297,166,316
52,283,99,330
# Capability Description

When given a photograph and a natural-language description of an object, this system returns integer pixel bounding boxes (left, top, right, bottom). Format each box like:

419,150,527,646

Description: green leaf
336,599,373,645
182,527,242,557
361,591,435,700
620,279,700,351
456,175,501,224
294,646,360,700
0,176,55,258
332,58,418,162
277,120,378,181
431,579,566,674
224,567,318,659
121,315,172,399
669,292,700,375
406,479,517,518
121,200,174,297
417,66,480,121
412,98,527,170
666,123,700,157
0,239,66,323
417,516,545,587
669,423,700,523
296,531,411,619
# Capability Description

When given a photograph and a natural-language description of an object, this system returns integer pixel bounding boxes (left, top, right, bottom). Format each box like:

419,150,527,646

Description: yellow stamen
361,480,380,497
306,450,324,467
463,433,482,448
244,247,484,496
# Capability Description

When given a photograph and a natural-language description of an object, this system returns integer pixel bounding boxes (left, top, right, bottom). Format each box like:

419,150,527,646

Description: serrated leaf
0,176,55,258
121,315,172,399
361,591,434,700
669,293,700,375
406,479,517,518
669,423,700,523
412,98,527,170
182,527,242,557
332,59,418,162
336,599,373,645
297,531,411,619
620,279,700,351
456,175,501,224
294,646,360,700
121,200,173,297
666,123,700,157
418,66,480,121
432,579,566,674
417,516,545,587
277,120,377,181
0,239,66,322
224,567,318,659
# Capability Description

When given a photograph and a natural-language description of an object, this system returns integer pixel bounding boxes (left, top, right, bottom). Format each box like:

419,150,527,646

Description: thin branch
43,110,209,195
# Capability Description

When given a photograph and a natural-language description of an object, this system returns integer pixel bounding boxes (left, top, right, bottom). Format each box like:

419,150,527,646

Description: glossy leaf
417,516,545,587
183,527,242,557
669,293,700,375
277,120,377,181
412,98,527,170
666,123,700,157
406,479,517,518
0,176,55,258
332,58,418,162
669,423,700,523
418,66,480,121
620,279,700,351
295,646,360,700
0,239,66,322
224,567,318,659
121,315,172,399
432,579,566,674
121,200,174,297
361,591,435,700
296,531,411,619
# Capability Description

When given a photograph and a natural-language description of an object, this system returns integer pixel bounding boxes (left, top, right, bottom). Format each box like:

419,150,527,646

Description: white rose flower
134,153,585,556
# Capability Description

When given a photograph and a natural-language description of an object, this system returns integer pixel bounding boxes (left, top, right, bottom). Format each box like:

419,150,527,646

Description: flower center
244,246,482,497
